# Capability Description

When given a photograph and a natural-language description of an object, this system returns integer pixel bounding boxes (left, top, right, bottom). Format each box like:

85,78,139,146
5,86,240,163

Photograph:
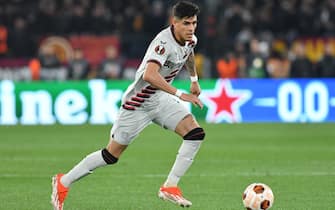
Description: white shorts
111,93,190,145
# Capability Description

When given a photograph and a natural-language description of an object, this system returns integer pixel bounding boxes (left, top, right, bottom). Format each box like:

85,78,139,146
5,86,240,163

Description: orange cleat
158,186,192,207
51,174,69,210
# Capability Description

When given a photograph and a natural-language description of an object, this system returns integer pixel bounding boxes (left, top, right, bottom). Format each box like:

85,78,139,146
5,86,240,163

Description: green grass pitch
0,123,334,210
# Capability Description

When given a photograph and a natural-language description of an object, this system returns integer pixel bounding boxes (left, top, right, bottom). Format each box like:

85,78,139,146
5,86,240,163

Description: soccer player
51,1,205,209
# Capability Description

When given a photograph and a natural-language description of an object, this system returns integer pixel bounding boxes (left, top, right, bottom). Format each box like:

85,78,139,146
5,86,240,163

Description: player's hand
180,93,203,109
190,81,201,96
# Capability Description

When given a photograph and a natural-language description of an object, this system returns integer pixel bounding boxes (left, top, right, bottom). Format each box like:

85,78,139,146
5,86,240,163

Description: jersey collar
170,25,185,46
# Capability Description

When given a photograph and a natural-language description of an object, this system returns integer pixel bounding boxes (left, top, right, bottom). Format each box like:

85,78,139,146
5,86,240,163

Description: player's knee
101,148,118,164
183,127,205,140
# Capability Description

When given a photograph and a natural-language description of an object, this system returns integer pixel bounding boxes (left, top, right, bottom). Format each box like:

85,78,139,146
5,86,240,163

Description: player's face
173,15,197,43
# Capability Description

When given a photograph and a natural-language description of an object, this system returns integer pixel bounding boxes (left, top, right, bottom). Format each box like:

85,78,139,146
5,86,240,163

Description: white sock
60,150,107,187
164,140,202,187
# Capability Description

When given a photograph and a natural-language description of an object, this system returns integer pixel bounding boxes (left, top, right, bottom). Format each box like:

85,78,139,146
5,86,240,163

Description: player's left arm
185,51,201,96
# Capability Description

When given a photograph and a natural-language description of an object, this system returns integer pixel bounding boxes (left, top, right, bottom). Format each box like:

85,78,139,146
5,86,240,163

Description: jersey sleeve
145,38,170,67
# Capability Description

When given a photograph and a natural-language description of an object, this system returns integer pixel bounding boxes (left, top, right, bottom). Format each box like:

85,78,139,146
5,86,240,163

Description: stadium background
1,0,335,80
1,0,335,124
0,0,334,210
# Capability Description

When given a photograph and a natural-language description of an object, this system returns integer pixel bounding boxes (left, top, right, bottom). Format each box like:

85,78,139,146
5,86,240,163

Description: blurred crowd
1,0,335,80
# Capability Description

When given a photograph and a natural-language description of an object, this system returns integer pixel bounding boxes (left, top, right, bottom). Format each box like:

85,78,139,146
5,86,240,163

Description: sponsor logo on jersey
163,60,184,69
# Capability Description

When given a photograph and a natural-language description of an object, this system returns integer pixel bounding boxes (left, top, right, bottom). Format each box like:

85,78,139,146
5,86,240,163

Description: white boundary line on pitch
1,171,335,178
142,171,335,177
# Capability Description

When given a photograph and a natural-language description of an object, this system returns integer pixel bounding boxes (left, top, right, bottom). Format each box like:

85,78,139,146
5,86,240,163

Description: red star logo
201,80,252,123
209,88,240,117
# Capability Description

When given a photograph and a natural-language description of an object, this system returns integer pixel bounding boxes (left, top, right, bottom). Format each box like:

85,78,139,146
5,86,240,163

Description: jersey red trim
126,101,141,107
131,97,145,103
147,59,162,67
142,88,156,94
136,93,151,98
165,74,177,79
170,69,179,74
122,104,136,110
146,86,158,90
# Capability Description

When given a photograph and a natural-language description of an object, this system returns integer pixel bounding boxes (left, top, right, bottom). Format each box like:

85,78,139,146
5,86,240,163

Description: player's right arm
143,62,203,109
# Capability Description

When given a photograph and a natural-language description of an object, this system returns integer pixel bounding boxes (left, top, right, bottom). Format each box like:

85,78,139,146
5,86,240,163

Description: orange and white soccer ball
242,183,274,210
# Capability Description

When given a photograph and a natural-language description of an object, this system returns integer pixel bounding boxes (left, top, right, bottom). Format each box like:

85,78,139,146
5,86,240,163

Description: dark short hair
172,1,200,19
